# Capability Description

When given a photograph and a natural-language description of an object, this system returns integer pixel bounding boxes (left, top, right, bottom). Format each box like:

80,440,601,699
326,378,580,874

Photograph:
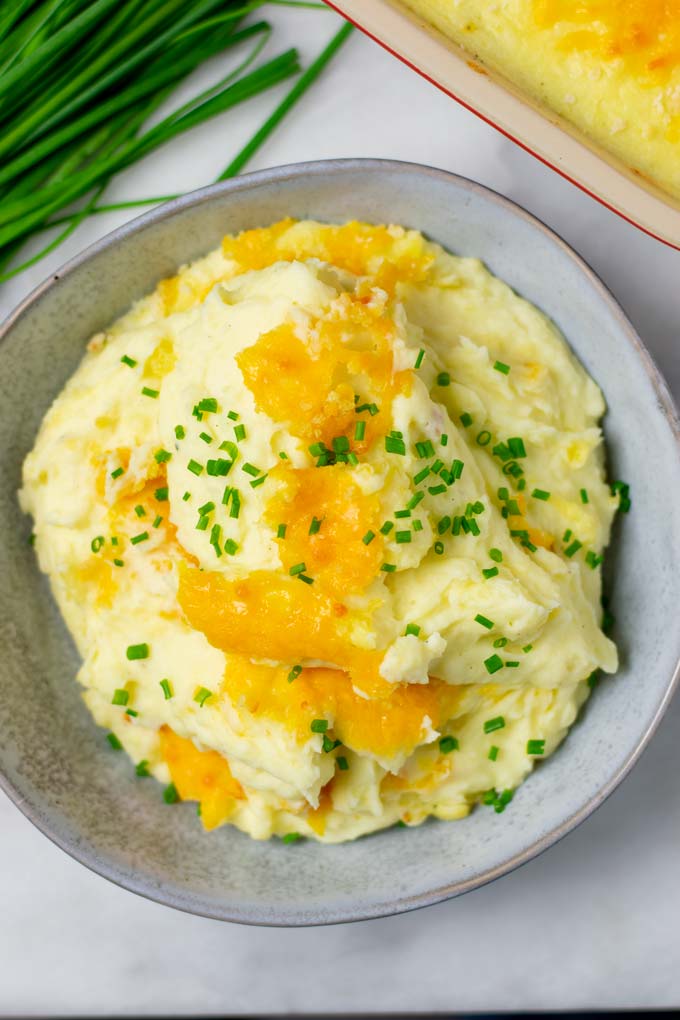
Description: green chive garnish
395,531,412,544
439,735,458,753
564,539,582,558
337,756,349,771
482,566,499,579
476,430,491,446
282,832,301,844
459,412,473,427
234,424,246,441
91,536,105,553
484,654,503,674
112,689,129,706
126,643,149,660
130,531,149,545
580,488,589,504
163,783,179,804
385,435,406,455
527,739,545,755
277,523,287,539
154,486,168,502
110,467,124,479
121,354,137,368
381,563,397,572
194,686,213,707
362,530,375,545
175,425,185,440
355,420,366,441
475,614,494,629
433,541,444,555
160,679,173,700
436,371,450,386
488,746,499,761
141,387,159,399
414,348,425,368
289,563,306,576
405,623,421,637
106,733,123,750
198,398,218,413
493,360,510,375
309,517,322,535
311,719,328,733
287,665,302,683
187,459,203,476
532,489,550,501
484,716,505,734
136,760,151,777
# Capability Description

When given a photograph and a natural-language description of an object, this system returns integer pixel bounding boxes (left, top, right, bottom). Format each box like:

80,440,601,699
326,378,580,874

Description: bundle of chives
0,2,352,284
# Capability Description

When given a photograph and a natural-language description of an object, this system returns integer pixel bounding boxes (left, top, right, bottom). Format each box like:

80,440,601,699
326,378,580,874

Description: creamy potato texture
399,0,680,201
21,220,619,842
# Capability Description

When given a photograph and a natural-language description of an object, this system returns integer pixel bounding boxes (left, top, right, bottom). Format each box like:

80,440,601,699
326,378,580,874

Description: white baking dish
327,0,680,250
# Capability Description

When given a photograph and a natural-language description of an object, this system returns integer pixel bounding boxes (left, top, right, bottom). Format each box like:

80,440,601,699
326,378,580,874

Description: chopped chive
459,412,473,427
585,550,603,569
242,463,261,477
475,614,494,630
126,643,149,660
135,760,151,777
587,670,600,689
484,654,504,674
199,432,213,445
111,466,124,479
493,360,510,375
355,420,366,441
182,491,191,502
134,504,146,518
91,536,105,553
309,517,323,535
476,430,492,446
174,425,185,440
395,531,412,544
198,501,215,516
277,523,287,539
279,451,288,460
210,523,221,546
493,637,508,648
437,515,452,535
415,440,436,459
488,746,499,761
407,491,426,510
428,484,447,496
250,474,267,489
508,437,526,458
106,733,123,750
227,410,239,421
441,433,449,446
523,644,533,653
111,688,129,706
311,719,328,734
121,354,137,368
287,665,302,683
564,539,582,558
518,478,526,491
355,402,379,416
532,489,551,501
580,488,589,504
493,441,512,463
193,686,213,707
381,563,397,572
187,459,203,476
153,515,163,528
206,458,232,477
234,424,246,441
332,436,350,454
111,537,119,547
468,519,480,536
395,509,411,519
289,562,306,576
113,558,124,567
405,623,421,637
413,467,430,485
439,735,458,753
432,459,445,474
452,516,462,536
380,521,394,535
484,716,505,733
414,348,425,368
563,529,572,542
154,486,168,502
433,541,444,555
159,678,173,700
385,435,406,455
224,539,239,556
297,573,313,584
505,660,520,668
282,832,301,844
436,371,451,386
154,449,172,464
337,756,349,771
412,519,424,533
130,531,149,545
141,387,159,399
527,739,545,755
163,783,179,805
198,398,218,413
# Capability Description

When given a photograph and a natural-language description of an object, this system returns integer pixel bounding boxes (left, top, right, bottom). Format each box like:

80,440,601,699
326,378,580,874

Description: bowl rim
1,157,679,926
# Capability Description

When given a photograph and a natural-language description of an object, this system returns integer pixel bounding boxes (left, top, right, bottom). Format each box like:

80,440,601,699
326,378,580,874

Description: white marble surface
1,4,679,1015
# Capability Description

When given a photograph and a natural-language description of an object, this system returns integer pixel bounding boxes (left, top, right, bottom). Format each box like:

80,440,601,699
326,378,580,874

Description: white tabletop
1,5,679,1015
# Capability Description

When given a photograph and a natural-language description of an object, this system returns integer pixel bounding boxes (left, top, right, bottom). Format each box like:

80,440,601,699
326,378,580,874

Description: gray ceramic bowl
1,160,679,926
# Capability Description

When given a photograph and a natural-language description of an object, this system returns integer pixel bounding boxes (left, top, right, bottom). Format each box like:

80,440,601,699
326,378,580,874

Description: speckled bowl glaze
1,160,679,926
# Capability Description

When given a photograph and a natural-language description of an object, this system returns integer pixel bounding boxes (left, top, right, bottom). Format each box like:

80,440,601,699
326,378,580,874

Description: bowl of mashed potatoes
1,160,679,923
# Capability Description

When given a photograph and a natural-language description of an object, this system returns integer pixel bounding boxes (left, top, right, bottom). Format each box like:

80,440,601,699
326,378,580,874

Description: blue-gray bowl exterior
0,160,678,926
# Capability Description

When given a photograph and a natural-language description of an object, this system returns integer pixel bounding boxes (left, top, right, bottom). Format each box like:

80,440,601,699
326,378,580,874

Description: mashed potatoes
399,0,680,201
21,220,619,842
